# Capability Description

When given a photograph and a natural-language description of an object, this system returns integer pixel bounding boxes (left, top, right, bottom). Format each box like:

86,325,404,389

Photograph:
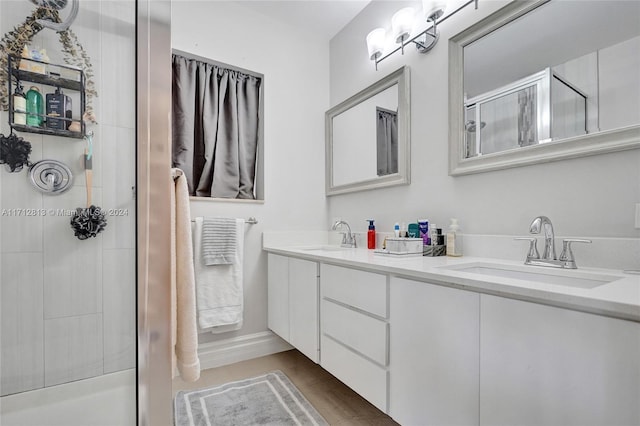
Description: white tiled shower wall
0,0,136,396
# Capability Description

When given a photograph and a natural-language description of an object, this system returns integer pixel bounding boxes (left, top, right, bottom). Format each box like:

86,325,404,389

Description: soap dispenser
367,219,376,249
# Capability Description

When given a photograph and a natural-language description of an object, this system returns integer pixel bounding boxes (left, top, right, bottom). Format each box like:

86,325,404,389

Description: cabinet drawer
321,334,388,413
320,264,387,318
322,299,388,365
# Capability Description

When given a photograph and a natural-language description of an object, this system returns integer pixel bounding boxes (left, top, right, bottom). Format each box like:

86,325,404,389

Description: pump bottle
367,219,376,249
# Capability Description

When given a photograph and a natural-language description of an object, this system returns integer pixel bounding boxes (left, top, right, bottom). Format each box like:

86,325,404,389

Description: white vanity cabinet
267,254,289,340
267,254,319,363
480,294,640,426
266,246,640,425
389,277,480,426
320,264,389,413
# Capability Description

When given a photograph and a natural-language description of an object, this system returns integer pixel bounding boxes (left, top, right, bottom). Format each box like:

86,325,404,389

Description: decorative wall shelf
9,123,84,139
10,67,83,92
7,55,86,139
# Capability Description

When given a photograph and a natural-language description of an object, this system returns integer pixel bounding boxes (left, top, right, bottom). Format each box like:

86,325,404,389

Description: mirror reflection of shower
463,68,588,158
465,120,485,132
461,0,640,161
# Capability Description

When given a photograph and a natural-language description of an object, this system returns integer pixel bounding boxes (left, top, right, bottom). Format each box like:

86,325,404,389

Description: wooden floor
172,349,399,425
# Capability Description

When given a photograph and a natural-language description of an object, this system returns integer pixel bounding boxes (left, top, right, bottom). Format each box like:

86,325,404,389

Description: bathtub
0,369,136,426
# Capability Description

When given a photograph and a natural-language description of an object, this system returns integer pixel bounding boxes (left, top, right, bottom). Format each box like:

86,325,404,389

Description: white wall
329,1,640,261
0,0,136,395
171,1,329,344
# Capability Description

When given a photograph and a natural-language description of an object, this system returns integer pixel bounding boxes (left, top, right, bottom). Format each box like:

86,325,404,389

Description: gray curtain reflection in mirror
517,87,537,147
475,86,538,155
172,53,261,199
376,107,398,176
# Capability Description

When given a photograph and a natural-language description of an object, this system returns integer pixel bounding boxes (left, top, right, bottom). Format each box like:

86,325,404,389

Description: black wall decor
0,132,32,172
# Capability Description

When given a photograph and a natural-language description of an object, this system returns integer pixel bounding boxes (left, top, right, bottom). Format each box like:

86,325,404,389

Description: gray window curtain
172,53,261,199
376,107,398,176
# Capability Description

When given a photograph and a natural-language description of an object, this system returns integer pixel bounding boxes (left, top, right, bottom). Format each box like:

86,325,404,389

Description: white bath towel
170,168,200,382
193,217,244,333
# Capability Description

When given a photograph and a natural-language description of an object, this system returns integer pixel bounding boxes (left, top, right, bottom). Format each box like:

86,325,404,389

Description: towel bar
191,217,258,225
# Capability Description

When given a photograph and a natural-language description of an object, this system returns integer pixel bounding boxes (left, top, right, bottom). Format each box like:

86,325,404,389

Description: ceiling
235,0,372,41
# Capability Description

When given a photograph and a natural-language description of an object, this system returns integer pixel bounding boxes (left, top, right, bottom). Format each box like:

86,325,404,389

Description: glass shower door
0,1,137,424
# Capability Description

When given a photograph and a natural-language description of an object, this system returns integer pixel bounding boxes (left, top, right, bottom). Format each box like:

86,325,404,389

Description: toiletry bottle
367,220,376,249
13,84,26,126
446,218,463,256
418,219,429,245
432,224,440,246
26,86,44,127
394,223,400,238
46,88,72,130
408,223,419,239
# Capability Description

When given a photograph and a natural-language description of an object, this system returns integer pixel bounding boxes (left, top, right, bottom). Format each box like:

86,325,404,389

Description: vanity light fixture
367,0,479,70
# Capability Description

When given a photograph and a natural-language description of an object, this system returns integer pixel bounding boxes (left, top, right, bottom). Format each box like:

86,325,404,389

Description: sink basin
440,262,620,289
301,245,352,252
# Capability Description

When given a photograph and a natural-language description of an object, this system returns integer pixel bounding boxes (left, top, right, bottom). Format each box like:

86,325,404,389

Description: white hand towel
202,218,237,265
193,217,244,333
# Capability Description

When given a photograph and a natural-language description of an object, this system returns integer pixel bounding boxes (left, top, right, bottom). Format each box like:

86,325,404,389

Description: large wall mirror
326,66,410,195
449,0,640,175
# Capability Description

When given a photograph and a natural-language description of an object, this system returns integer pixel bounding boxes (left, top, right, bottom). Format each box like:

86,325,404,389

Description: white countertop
263,243,640,322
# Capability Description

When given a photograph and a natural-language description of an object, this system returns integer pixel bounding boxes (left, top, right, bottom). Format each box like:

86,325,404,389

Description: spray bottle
367,219,376,249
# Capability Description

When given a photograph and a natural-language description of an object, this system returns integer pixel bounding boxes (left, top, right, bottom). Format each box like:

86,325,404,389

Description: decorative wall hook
29,0,79,32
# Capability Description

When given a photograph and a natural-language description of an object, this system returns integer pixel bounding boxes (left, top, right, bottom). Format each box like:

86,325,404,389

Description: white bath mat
174,370,328,426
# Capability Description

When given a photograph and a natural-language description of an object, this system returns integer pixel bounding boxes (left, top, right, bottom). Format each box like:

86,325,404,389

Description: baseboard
198,330,293,370
1,369,135,412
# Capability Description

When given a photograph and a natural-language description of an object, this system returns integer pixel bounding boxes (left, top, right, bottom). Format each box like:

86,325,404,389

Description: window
172,50,263,200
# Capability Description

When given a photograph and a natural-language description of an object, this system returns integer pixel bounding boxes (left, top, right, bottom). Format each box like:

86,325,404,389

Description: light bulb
366,28,386,61
422,0,448,21
391,7,415,44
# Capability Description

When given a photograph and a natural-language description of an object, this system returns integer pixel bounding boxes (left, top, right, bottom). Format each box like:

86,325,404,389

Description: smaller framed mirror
326,66,410,196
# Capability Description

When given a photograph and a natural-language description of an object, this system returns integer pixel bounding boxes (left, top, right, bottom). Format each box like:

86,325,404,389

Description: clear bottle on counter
446,218,463,257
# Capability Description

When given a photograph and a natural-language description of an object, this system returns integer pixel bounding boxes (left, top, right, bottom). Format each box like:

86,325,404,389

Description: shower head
465,120,486,132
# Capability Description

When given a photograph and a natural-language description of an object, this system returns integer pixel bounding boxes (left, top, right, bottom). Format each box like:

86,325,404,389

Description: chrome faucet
332,220,357,248
529,215,556,260
516,216,591,269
